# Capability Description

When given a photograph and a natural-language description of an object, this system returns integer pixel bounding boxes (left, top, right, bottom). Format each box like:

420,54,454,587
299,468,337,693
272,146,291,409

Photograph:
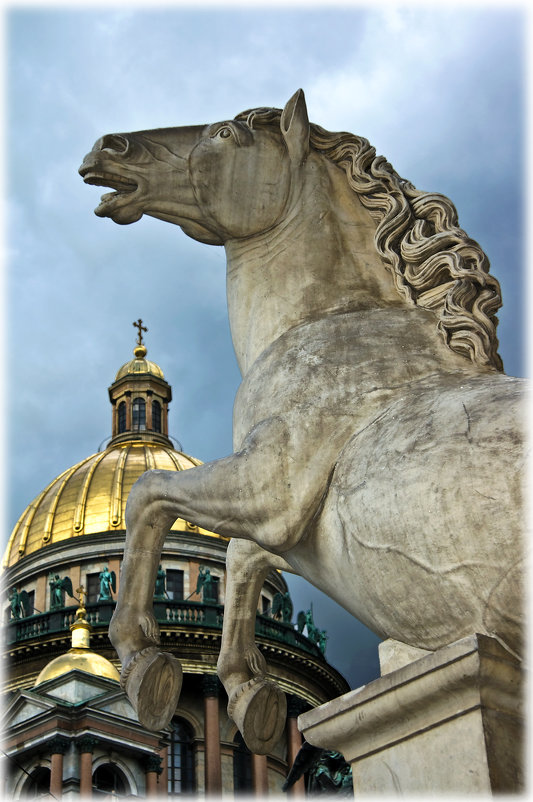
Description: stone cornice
5,630,348,707
3,530,230,585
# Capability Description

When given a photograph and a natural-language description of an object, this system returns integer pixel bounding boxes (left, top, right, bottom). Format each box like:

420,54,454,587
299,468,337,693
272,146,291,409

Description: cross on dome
133,318,148,347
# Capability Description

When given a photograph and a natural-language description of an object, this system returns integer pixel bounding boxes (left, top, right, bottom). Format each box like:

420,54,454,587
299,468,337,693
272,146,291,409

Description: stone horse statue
80,89,526,752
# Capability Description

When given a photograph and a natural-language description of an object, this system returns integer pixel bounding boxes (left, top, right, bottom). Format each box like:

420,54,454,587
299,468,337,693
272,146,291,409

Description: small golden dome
34,649,121,685
34,601,120,686
115,324,164,378
115,353,164,380
2,441,219,568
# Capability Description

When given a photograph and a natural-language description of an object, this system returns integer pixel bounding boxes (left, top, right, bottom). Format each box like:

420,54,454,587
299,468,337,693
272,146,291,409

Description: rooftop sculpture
80,89,525,753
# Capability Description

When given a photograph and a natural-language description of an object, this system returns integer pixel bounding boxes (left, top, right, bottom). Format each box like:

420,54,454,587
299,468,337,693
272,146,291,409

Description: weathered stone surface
299,634,524,794
80,90,525,757
378,638,431,674
119,646,182,731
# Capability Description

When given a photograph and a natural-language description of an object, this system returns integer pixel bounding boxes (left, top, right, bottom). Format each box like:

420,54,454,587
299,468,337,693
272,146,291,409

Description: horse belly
314,374,526,656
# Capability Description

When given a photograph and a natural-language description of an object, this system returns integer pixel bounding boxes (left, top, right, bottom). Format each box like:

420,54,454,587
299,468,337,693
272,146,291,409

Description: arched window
20,766,51,797
132,397,146,431
233,731,253,793
168,717,195,794
92,763,129,796
152,400,162,432
118,401,126,433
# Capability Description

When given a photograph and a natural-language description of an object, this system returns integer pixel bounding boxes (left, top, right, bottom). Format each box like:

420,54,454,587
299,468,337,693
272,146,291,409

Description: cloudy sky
4,3,526,688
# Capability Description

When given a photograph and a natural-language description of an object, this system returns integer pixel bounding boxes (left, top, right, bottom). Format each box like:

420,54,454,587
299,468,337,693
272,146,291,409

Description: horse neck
225,155,404,374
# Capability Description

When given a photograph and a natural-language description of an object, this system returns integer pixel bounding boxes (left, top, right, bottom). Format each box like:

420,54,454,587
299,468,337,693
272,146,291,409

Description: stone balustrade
6,600,324,657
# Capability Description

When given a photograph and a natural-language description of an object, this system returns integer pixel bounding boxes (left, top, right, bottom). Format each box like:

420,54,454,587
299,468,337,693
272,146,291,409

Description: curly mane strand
235,107,503,372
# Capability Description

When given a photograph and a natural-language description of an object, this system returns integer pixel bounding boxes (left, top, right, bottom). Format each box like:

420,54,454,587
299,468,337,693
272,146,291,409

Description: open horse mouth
79,167,139,218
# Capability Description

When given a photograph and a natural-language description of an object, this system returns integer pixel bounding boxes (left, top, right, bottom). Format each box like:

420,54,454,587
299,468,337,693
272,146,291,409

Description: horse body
234,311,524,654
80,90,525,751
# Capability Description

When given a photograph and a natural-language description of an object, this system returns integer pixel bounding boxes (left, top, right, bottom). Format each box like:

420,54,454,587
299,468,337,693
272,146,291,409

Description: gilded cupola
108,319,173,447
33,587,120,685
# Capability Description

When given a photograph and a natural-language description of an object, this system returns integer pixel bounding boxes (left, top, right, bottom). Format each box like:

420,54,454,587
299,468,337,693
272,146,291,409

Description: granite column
203,674,222,794
48,736,70,799
145,755,162,797
76,736,99,797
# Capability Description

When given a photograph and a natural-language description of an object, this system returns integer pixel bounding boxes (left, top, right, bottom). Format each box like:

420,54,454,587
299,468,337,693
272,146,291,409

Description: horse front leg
110,416,321,731
217,539,298,754
109,482,185,731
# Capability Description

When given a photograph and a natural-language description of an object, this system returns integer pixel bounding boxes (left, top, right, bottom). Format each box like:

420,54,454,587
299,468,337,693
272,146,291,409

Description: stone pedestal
299,634,523,794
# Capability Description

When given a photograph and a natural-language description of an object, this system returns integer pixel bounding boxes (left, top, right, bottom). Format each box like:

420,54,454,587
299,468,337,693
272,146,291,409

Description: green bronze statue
98,567,116,601
9,588,21,619
297,606,327,654
272,591,293,623
196,565,216,603
154,565,168,600
49,574,74,610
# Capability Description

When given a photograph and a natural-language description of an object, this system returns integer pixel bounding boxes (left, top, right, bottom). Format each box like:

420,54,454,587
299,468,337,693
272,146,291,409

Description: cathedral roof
3,442,209,568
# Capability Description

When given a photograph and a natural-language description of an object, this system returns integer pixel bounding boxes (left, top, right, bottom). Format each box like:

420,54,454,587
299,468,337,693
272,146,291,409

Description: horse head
81,89,503,372
79,90,310,246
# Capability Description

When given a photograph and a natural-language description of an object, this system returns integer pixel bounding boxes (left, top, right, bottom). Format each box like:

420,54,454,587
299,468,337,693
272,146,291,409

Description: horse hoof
121,646,183,731
228,677,287,754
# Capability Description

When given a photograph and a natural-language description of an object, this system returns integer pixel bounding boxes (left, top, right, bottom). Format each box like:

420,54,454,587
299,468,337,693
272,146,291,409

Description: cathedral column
76,735,99,797
286,696,308,796
125,391,132,430
48,736,70,798
111,400,117,437
158,745,168,796
252,753,269,796
146,392,153,429
202,674,222,794
145,755,162,797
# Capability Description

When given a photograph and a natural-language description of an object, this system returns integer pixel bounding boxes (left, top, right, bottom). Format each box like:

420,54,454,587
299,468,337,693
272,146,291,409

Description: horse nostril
99,134,129,154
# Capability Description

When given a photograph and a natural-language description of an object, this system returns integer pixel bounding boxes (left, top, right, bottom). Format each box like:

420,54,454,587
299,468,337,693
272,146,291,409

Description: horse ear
280,89,310,164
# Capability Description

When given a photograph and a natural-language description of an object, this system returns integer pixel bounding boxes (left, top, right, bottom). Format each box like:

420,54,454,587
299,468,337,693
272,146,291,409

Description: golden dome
114,345,165,380
3,441,220,568
34,648,121,685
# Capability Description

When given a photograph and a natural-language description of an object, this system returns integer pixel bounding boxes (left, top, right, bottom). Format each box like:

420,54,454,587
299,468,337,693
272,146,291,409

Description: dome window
152,400,162,432
166,569,184,600
117,401,126,434
132,397,146,431
86,573,100,604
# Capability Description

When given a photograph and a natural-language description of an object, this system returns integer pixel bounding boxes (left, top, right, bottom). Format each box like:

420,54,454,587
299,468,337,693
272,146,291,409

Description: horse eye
218,127,232,139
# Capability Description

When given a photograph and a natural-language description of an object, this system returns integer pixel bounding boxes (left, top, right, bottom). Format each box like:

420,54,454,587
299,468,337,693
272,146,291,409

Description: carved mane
235,107,503,371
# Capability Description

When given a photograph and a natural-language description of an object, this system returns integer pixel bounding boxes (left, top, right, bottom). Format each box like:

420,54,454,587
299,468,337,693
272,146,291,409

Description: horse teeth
84,170,135,192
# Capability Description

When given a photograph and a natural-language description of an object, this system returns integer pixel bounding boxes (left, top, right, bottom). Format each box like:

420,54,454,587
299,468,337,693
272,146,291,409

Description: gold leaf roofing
114,353,165,380
33,648,120,685
3,441,218,568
